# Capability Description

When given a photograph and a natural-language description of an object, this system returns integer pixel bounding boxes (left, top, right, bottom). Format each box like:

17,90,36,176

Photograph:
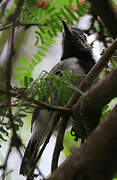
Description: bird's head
61,20,95,73
62,19,87,44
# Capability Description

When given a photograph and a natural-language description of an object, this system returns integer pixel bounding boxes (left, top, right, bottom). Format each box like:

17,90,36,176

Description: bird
20,20,96,176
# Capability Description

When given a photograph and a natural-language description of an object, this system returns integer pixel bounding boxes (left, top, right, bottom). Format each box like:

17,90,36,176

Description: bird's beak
62,19,74,37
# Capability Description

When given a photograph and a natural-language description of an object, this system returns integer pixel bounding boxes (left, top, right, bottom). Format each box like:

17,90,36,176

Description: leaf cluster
24,70,78,106
0,71,80,144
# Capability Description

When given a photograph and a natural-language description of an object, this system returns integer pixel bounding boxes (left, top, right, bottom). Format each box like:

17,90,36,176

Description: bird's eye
82,34,87,41
79,33,87,42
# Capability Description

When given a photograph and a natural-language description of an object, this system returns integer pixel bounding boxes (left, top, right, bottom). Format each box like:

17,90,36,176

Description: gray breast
50,57,85,75
62,57,85,74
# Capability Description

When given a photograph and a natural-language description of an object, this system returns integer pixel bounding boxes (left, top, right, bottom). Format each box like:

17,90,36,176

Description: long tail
20,109,55,176
20,138,37,176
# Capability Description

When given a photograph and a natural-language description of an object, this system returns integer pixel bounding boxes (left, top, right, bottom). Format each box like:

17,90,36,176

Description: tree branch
33,99,71,114
0,22,47,31
0,86,71,113
48,104,117,180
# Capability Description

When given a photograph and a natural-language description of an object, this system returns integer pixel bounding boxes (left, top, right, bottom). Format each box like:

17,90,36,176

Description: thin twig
33,99,71,114
0,22,47,31
0,85,71,113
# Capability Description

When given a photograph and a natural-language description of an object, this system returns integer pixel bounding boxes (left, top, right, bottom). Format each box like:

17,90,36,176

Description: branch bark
48,104,117,180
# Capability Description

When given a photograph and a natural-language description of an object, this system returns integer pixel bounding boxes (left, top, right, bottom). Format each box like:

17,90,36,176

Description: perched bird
20,20,95,176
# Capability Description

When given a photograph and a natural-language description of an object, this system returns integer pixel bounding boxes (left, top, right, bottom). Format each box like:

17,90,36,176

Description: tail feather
20,110,55,176
20,139,37,176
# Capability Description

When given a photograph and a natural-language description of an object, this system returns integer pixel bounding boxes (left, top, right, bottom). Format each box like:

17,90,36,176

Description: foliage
0,71,81,144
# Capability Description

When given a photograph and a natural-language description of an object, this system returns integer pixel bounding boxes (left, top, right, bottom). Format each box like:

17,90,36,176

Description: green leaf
39,45,48,51
64,5,78,22
34,36,40,46
44,41,51,47
20,57,29,65
76,9,85,16
80,5,87,14
46,6,56,14
47,29,54,38
60,9,74,25
35,31,44,43
52,76,59,89
29,77,34,84
16,67,29,72
34,54,42,62
55,12,63,22
45,36,55,43
24,76,29,88
39,79,46,88
37,90,43,100
52,16,62,32
82,3,91,9
76,0,82,7
37,50,46,57
46,20,57,36
32,59,38,66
